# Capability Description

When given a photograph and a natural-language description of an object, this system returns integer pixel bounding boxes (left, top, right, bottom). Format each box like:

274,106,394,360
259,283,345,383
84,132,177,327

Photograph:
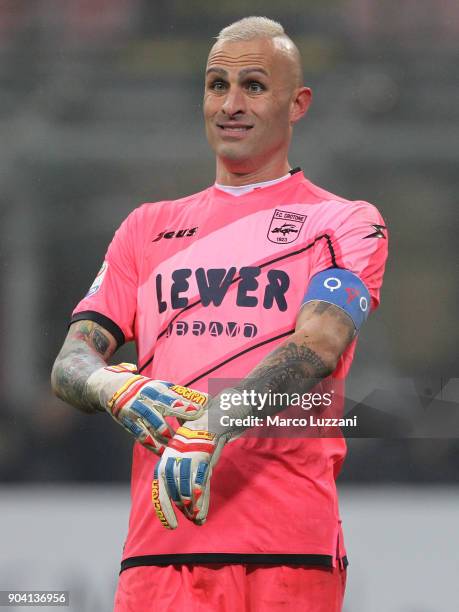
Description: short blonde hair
217,16,285,42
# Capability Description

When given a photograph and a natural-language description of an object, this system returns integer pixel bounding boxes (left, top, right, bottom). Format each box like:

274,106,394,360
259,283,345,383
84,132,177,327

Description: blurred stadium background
0,1,458,610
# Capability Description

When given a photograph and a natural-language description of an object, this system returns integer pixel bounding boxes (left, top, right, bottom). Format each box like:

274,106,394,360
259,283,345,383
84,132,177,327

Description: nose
221,87,246,117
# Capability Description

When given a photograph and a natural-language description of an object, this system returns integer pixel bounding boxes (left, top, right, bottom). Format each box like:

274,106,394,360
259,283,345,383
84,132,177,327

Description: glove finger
194,436,228,523
141,383,207,420
193,437,227,523
164,456,182,504
195,466,213,525
119,415,145,440
119,416,165,454
134,418,167,454
191,460,209,522
152,461,178,530
129,399,173,442
195,484,211,526
177,457,194,520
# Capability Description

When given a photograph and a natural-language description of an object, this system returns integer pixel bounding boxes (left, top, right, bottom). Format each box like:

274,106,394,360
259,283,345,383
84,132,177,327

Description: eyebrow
205,67,269,78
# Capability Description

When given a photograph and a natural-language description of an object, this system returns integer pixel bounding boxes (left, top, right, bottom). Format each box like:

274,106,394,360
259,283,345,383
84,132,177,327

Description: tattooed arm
199,299,356,430
51,320,118,413
52,320,208,454
180,299,356,431
240,299,355,406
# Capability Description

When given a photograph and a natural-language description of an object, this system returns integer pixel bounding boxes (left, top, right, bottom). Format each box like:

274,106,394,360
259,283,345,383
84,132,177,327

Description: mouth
217,123,254,136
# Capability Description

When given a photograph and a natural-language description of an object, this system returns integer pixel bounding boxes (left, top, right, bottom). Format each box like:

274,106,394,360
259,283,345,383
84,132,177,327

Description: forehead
206,38,276,73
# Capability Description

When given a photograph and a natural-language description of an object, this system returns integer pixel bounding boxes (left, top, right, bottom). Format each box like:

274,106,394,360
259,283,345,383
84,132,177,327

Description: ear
290,87,312,124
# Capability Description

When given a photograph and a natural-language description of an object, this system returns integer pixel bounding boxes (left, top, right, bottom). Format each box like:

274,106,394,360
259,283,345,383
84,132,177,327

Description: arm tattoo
210,336,331,434
92,328,110,356
242,300,354,404
239,339,329,402
51,321,117,413
211,301,355,431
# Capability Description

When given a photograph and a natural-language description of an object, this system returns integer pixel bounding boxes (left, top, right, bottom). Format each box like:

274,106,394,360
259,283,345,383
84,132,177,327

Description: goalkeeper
52,16,388,612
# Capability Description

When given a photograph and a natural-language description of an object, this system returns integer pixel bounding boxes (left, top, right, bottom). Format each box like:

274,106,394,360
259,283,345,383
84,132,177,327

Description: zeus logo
156,267,290,313
153,227,198,242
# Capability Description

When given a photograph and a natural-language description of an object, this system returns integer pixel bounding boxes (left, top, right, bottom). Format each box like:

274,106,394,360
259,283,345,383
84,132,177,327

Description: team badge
268,209,306,244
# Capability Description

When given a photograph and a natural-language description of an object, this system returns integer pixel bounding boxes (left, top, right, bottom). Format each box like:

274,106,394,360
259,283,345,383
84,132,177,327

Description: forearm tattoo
229,336,329,419
242,301,354,401
51,321,116,413
210,335,331,435
92,328,111,355
245,340,329,397
211,302,355,432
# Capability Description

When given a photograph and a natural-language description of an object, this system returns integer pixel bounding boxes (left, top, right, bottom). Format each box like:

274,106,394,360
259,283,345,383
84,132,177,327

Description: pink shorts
114,564,347,612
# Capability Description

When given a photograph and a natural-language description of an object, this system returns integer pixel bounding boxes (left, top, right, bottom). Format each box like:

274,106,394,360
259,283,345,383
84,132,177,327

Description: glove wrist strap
85,363,143,413
107,375,144,411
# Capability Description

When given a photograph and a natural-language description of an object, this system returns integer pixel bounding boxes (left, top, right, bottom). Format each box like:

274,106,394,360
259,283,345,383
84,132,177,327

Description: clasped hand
87,363,208,454
90,364,235,529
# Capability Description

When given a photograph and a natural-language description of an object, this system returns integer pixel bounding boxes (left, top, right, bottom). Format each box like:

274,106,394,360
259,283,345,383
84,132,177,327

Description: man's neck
215,158,291,187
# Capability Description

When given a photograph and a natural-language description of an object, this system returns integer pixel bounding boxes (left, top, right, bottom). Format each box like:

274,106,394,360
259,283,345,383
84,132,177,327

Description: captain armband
302,268,371,331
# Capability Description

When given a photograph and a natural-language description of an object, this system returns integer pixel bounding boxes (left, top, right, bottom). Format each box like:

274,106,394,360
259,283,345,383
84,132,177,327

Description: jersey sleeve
309,201,388,311
70,209,140,347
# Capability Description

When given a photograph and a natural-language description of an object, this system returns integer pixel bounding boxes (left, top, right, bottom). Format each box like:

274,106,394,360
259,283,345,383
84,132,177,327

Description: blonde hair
217,16,285,42
215,17,302,86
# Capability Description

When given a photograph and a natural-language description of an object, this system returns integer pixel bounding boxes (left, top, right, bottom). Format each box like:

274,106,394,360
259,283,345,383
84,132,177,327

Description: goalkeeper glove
152,422,230,529
86,363,208,454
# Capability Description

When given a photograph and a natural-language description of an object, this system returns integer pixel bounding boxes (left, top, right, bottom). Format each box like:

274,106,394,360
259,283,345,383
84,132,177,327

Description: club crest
268,209,307,244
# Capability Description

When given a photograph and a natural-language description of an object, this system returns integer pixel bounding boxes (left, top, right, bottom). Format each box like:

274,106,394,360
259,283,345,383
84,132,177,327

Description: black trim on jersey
185,328,295,386
289,166,302,175
69,311,125,348
322,235,337,268
120,553,348,573
138,234,337,374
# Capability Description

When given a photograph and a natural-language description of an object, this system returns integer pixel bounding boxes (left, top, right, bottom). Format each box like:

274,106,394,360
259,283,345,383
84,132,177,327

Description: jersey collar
211,167,304,203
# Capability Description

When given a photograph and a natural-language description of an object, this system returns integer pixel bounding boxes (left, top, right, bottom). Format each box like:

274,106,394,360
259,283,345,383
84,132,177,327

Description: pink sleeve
310,201,388,310
71,209,140,345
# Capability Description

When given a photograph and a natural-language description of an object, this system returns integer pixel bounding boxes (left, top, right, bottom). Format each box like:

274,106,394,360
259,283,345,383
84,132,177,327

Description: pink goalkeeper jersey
72,169,388,569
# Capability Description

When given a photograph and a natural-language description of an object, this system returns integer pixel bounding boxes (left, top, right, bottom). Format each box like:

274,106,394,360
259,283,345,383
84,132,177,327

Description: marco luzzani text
218,390,358,429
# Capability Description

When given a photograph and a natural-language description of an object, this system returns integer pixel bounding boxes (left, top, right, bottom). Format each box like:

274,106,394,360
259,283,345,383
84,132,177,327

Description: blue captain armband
302,268,371,331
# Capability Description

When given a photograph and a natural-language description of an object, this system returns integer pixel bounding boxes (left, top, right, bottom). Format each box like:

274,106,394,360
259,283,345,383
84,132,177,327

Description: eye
247,81,265,93
209,80,227,92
